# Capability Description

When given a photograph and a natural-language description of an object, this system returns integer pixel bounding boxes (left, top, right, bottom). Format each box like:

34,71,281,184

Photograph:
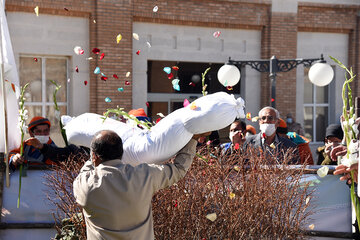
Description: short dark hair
90,130,123,162
232,119,246,131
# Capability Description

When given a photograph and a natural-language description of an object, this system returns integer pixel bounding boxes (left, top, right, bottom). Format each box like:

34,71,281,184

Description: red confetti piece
79,49,85,55
167,73,174,80
100,53,105,60
92,48,100,54
146,102,150,107
189,82,195,87
113,74,118,79
227,86,233,90
262,133,266,138
75,66,79,72
125,81,130,85
173,200,178,207
213,31,221,38
234,143,240,150
183,99,190,107
34,58,38,62
64,7,69,11
136,50,140,55
156,118,161,124
172,66,179,71
101,76,108,81
271,98,275,102
84,81,88,85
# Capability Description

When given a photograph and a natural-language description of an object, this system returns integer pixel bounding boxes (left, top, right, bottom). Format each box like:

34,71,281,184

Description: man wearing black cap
316,124,344,165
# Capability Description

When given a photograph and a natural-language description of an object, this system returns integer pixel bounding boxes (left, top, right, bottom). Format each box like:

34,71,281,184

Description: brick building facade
4,0,360,143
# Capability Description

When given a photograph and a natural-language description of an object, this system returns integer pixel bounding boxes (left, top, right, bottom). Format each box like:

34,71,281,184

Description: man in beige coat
73,130,207,239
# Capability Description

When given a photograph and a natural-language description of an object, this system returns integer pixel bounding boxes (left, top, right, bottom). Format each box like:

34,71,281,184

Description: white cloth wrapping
64,92,245,165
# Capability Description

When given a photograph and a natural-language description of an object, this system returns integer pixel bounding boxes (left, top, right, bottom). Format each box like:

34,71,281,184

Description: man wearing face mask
8,116,85,172
286,113,305,136
244,107,300,164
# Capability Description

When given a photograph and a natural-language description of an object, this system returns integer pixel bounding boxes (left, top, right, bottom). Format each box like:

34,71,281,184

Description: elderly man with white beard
243,106,300,164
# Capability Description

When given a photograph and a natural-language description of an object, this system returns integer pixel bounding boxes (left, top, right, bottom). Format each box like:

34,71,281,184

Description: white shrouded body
217,64,241,87
308,62,334,87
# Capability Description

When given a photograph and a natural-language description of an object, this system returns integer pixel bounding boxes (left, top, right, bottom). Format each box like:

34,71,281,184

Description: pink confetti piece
183,99,190,107
213,31,221,38
189,82,195,87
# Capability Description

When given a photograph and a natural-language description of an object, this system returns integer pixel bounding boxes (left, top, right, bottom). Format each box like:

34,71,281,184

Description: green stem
350,171,360,231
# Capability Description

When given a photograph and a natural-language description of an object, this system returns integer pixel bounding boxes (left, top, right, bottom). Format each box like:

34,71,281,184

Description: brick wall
5,0,360,116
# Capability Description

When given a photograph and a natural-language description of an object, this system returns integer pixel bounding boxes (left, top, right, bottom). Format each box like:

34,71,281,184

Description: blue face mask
286,118,293,124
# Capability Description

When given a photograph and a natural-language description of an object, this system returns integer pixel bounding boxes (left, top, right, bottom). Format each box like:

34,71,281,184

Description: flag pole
0,6,10,188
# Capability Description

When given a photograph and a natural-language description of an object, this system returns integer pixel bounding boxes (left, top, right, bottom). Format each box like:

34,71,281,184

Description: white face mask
34,135,50,144
260,124,276,136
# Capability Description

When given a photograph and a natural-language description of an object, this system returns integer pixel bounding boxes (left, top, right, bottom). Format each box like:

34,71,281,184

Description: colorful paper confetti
75,66,79,72
183,99,190,107
105,97,112,103
190,102,197,110
64,7,69,11
213,31,221,38
172,79,180,91
74,46,84,55
84,81,88,86
308,224,315,230
189,82,195,87
206,213,217,222
33,58,38,62
101,76,108,81
100,53,105,60
118,87,124,92
167,73,174,80
113,74,118,79
126,72,131,77
146,102,150,107
227,86,233,91
101,72,106,77
116,34,122,44
246,113,251,120
125,81,130,85
92,48,100,54
94,67,101,74
234,143,240,150
86,57,93,60
133,33,139,41
317,166,329,178
251,116,259,122
229,192,235,199
233,166,240,171
163,67,171,74
172,66,179,71
136,50,140,55
153,6,158,12
34,6,39,17
146,42,151,48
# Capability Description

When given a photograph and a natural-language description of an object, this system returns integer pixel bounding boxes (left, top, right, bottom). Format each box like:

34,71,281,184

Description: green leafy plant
102,107,152,130
50,80,68,146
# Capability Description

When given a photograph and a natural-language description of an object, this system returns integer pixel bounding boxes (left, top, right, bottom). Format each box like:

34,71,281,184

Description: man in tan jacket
73,130,207,239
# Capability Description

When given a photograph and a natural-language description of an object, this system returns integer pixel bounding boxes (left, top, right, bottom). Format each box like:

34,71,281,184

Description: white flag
0,0,21,153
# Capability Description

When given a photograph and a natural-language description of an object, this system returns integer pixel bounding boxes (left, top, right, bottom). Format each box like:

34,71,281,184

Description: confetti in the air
229,192,235,199
213,31,221,38
113,74,118,79
92,48,100,54
33,58,38,62
126,72,131,77
172,66,179,71
270,143,275,149
100,53,105,60
93,19,96,24
172,79,180,91
308,224,315,230
146,42,151,48
183,99,190,107
105,97,112,103
252,116,259,122
116,34,122,44
153,6,158,12
190,102,197,110
67,78,71,83
84,81,88,86
94,67,101,74
133,33,139,41
118,87,124,92
163,67,171,74
86,57,93,60
271,98,275,102
34,6,39,17
146,102,150,107
167,73,174,80
136,50,140,55
206,213,217,222
74,46,84,55
75,66,79,73
64,7,69,11
101,76,108,81
227,86,233,91
189,82,195,87
234,143,240,150
125,81,130,85
101,72,106,77
246,113,251,120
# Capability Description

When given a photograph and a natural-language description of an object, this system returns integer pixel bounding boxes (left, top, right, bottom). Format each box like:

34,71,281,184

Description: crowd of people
8,105,357,239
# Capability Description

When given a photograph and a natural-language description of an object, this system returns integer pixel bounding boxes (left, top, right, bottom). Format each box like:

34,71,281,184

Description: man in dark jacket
244,107,300,164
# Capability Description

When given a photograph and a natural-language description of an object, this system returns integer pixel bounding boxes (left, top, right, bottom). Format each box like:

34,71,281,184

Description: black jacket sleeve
40,144,90,162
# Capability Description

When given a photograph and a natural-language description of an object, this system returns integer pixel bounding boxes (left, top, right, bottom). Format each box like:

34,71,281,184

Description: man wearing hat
316,124,344,165
8,116,57,171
